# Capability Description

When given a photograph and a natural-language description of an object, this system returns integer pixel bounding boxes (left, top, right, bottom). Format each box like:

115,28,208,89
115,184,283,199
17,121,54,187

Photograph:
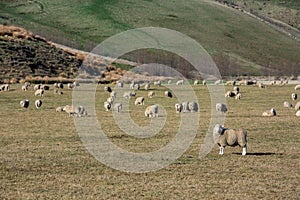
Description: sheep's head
213,124,225,135
271,108,276,116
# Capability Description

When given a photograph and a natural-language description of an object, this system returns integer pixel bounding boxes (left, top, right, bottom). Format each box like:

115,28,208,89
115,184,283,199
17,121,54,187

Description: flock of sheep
3,78,299,156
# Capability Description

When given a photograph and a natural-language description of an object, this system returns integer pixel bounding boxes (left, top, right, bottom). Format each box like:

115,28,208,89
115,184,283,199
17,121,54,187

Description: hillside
0,0,300,77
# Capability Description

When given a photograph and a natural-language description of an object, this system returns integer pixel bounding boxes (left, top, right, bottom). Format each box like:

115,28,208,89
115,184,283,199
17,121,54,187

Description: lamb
175,103,183,113
165,91,173,98
123,91,136,99
145,105,158,118
22,84,29,91
56,106,64,112
176,80,184,85
34,84,41,90
63,105,87,117
20,100,30,108
235,93,242,100
134,97,145,105
34,89,44,97
148,91,155,98
104,101,111,111
104,86,112,93
216,103,227,114
296,110,300,117
294,101,300,110
35,99,42,109
213,124,247,156
291,93,297,101
262,108,276,116
283,101,293,108
194,80,199,85
114,103,122,112
182,102,190,112
294,85,300,90
144,82,150,90
188,101,198,112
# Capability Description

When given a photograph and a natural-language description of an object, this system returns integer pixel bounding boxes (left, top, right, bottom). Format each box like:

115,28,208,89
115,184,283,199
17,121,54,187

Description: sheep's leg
219,147,224,155
242,147,247,156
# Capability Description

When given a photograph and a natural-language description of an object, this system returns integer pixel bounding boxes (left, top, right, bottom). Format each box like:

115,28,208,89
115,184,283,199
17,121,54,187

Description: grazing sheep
258,82,266,88
225,91,236,98
34,84,41,90
135,97,145,105
134,83,140,90
148,91,155,98
182,102,190,112
107,96,114,104
291,93,297,101
116,81,123,88
262,108,276,116
167,80,172,85
202,80,206,85
194,80,199,85
20,100,30,108
283,101,293,108
296,110,300,117
188,101,198,112
294,101,300,110
144,83,150,90
21,84,29,91
63,105,87,117
154,80,162,86
213,124,247,156
235,93,242,100
176,80,184,85
35,99,42,109
104,86,112,93
110,91,117,98
54,83,64,89
56,106,64,112
73,81,80,87
165,91,173,98
104,101,111,111
67,83,75,89
34,89,44,97
175,103,183,113
214,80,222,85
225,80,236,85
114,103,122,112
294,85,300,90
145,105,158,118
216,103,227,114
123,91,136,99
130,81,135,89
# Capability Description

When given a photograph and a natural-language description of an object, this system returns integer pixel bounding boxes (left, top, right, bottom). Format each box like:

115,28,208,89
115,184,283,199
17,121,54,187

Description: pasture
0,82,299,199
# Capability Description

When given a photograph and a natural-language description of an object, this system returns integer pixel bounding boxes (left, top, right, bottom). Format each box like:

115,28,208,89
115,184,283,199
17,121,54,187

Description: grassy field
0,0,299,75
0,82,299,199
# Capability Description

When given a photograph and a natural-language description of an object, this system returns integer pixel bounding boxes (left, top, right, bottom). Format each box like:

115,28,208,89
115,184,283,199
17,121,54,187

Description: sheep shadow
233,152,277,156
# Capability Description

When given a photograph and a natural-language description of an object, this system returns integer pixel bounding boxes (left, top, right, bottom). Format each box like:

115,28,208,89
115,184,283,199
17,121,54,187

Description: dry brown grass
0,83,299,199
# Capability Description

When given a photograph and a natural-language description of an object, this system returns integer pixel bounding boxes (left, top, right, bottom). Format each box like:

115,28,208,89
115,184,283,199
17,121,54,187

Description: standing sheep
296,110,300,117
104,86,112,93
34,84,41,90
235,93,242,100
225,91,236,98
194,80,199,85
154,81,162,86
134,97,145,105
294,101,300,110
148,91,155,98
144,83,150,90
176,80,184,85
63,105,87,117
104,101,111,111
283,101,293,108
116,81,123,88
291,93,297,101
145,105,158,118
110,91,117,98
165,91,173,98
213,124,247,156
20,100,30,109
294,85,300,90
107,96,114,104
35,89,44,97
216,103,227,114
182,102,190,113
56,106,64,112
123,91,136,99
114,103,122,112
35,99,42,109
188,101,198,112
262,108,276,116
202,80,206,85
21,84,29,91
175,103,183,113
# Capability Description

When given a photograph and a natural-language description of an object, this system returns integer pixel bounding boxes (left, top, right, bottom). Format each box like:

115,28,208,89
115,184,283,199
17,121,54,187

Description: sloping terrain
0,0,299,77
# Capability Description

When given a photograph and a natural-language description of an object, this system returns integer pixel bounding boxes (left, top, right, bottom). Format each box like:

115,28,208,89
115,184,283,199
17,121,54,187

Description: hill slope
0,0,299,76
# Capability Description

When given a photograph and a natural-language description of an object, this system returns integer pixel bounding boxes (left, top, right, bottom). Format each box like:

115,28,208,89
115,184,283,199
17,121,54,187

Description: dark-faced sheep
213,124,247,156
165,91,172,98
35,99,42,109
20,100,30,109
262,108,276,116
145,105,158,118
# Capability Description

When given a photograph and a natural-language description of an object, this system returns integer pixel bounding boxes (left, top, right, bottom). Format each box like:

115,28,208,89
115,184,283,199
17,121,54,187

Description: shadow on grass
233,152,277,156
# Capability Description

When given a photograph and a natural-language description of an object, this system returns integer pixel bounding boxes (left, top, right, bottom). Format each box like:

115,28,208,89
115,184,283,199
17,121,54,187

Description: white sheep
182,102,190,112
165,91,173,98
175,103,183,113
20,100,30,108
144,83,150,90
262,108,276,116
148,91,155,98
35,99,42,109
294,101,300,110
194,80,199,85
154,80,161,86
116,81,123,88
167,80,172,85
145,105,158,118
104,101,111,111
63,105,87,117
235,93,242,100
56,106,64,112
291,93,297,101
34,89,44,97
213,124,247,156
73,81,80,87
176,80,184,85
296,110,300,117
67,83,75,89
107,96,114,104
202,80,206,85
21,84,29,91
258,82,266,88
283,101,293,108
114,103,122,112
188,101,198,112
123,91,136,99
216,103,227,114
214,80,222,85
233,86,239,93
34,84,41,90
130,81,135,89
294,85,300,90
135,97,145,105
54,83,64,89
